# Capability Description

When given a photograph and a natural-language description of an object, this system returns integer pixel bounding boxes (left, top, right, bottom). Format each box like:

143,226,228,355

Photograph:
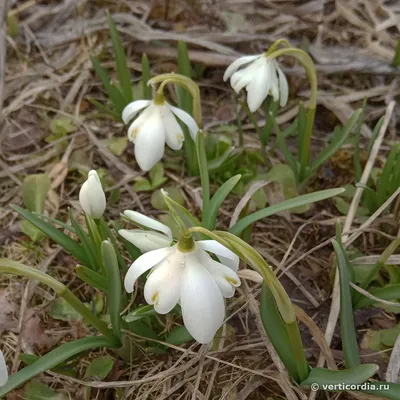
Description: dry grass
0,0,400,399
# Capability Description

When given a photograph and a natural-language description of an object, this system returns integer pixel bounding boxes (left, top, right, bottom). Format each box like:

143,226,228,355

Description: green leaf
149,162,166,187
205,174,241,230
333,240,360,368
297,102,307,169
47,117,77,143
25,380,68,400
84,355,114,380
392,39,400,67
300,364,378,387
207,146,234,172
49,298,85,322
21,174,51,241
76,265,108,292
142,53,152,100
260,283,301,382
161,190,200,233
364,382,400,400
23,174,51,213
107,14,132,103
355,284,400,309
0,336,116,397
107,137,128,156
12,205,89,266
124,305,156,323
101,241,122,342
19,354,76,377
133,178,153,192
151,188,185,211
306,109,362,181
166,325,193,345
230,188,345,235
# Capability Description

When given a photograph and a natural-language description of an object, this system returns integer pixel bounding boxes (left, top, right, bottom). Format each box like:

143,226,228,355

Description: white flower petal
134,110,165,171
180,253,225,344
122,100,151,124
167,104,199,141
269,61,280,102
79,170,106,219
123,210,172,240
0,350,8,386
124,247,171,293
144,254,182,314
231,68,254,94
276,64,289,107
223,54,261,81
246,58,271,112
196,240,239,271
214,276,235,298
119,229,171,253
200,253,241,288
127,104,154,142
160,105,184,150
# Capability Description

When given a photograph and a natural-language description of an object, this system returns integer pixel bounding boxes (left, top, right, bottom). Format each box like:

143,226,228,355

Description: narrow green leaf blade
101,241,122,341
76,265,108,292
300,364,378,387
107,14,132,102
229,188,345,235
260,283,301,382
205,174,241,230
333,240,361,368
196,131,210,223
12,205,89,266
308,109,362,177
141,53,152,100
0,337,116,397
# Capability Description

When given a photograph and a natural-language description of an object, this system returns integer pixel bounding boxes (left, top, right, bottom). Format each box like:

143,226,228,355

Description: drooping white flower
223,54,289,112
121,212,241,344
122,100,199,171
0,349,8,386
78,170,106,219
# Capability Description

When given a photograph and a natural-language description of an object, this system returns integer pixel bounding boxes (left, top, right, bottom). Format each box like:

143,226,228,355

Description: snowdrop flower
79,170,106,219
121,211,241,344
122,99,199,171
223,54,289,112
0,349,8,386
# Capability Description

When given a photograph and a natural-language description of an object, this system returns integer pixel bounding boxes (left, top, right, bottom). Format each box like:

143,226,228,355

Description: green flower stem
0,259,120,346
268,48,317,183
149,74,202,126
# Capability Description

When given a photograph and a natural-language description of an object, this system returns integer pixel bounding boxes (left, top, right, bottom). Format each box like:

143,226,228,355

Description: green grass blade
307,109,362,180
90,56,125,116
354,98,367,181
69,210,99,271
392,39,400,67
261,99,279,145
367,117,384,154
0,336,116,397
333,240,361,368
205,174,241,230
101,241,122,341
300,364,378,387
88,98,120,120
230,188,344,236
376,144,399,206
196,132,210,223
76,265,108,292
260,283,305,382
12,205,89,266
107,13,132,103
141,53,152,100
